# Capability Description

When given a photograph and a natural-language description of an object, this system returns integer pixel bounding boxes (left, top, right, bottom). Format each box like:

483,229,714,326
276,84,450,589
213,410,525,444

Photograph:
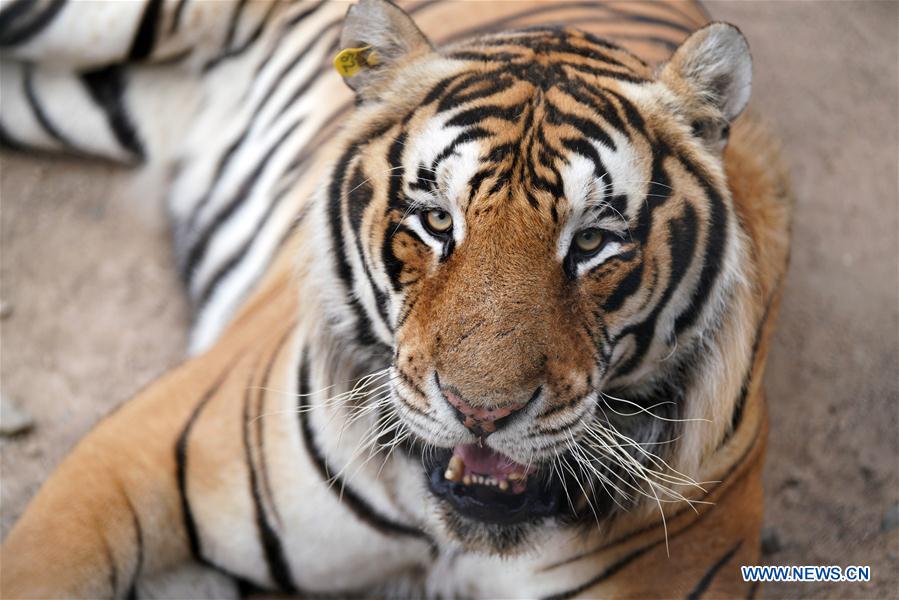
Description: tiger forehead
404,89,639,219
444,27,652,84
390,28,658,224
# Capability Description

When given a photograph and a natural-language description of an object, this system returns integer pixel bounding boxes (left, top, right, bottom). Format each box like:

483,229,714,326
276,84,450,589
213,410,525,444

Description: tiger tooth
448,456,464,473
463,475,472,486
499,480,509,491
508,472,525,482
444,467,461,482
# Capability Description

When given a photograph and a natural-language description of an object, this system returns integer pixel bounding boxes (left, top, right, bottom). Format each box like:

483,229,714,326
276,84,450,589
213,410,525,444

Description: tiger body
0,1,791,598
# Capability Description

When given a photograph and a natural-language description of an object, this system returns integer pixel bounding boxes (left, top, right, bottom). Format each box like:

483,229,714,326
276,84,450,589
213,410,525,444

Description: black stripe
601,261,643,312
181,131,248,245
183,119,302,285
175,365,233,562
243,346,297,592
547,100,616,151
174,364,275,594
252,18,341,114
437,74,516,113
0,0,36,42
80,66,145,160
543,417,763,586
196,165,308,309
544,386,765,578
223,0,248,51
128,0,163,60
168,0,188,34
284,0,326,28
722,282,783,446
327,121,396,350
204,0,276,71
0,0,67,47
429,128,492,174
558,80,627,137
685,540,743,600
102,535,119,598
604,89,648,142
544,495,739,600
241,1,318,83
346,164,392,327
542,533,666,599
255,330,296,529
329,145,379,348
382,222,426,292
614,202,698,377
561,137,609,181
448,50,525,63
186,9,335,239
124,496,144,600
296,352,434,543
445,102,525,129
268,61,330,128
0,121,28,151
22,64,74,148
673,160,729,334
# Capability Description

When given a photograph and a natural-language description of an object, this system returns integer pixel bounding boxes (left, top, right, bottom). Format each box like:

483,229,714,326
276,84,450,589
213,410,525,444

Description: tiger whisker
250,373,398,423
578,421,709,504
565,428,631,508
581,426,704,493
593,404,710,490
558,437,603,529
598,392,710,424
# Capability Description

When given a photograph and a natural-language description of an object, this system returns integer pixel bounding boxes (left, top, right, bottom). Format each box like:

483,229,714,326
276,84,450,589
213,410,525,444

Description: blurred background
1,2,897,598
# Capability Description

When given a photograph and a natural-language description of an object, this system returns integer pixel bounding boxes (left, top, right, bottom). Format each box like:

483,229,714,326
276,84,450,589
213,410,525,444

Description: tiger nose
444,388,536,436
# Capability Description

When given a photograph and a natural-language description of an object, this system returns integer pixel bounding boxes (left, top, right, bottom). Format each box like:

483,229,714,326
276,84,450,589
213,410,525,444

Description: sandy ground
1,2,897,598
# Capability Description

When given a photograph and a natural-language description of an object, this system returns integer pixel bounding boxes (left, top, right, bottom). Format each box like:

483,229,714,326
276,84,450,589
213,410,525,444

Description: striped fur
0,1,792,598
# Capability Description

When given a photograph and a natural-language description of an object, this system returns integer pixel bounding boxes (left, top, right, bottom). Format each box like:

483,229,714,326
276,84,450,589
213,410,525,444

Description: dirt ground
1,2,897,598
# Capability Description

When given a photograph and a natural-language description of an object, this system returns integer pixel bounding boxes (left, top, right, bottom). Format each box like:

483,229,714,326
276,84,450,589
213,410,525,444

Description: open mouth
425,444,564,525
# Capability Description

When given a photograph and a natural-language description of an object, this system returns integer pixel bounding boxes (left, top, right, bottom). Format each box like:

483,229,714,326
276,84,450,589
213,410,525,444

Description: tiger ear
338,0,433,99
660,23,752,151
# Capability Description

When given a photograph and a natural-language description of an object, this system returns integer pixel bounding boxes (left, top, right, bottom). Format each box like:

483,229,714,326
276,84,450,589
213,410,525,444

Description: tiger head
316,0,755,554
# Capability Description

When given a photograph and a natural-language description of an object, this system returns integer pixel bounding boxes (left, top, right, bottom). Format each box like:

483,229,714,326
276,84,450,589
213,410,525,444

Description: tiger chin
1,0,792,597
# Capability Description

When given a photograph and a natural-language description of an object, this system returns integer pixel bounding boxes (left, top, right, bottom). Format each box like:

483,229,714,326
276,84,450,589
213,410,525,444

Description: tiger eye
574,228,603,253
425,209,453,234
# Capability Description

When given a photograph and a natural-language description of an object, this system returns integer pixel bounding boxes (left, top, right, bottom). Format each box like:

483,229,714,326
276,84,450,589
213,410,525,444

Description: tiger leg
0,361,208,599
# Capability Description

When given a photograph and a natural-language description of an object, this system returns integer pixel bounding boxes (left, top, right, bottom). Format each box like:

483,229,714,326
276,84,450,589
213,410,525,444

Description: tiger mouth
425,444,564,525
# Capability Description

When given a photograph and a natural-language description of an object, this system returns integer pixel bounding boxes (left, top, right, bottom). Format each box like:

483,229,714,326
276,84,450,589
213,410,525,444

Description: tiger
0,0,793,598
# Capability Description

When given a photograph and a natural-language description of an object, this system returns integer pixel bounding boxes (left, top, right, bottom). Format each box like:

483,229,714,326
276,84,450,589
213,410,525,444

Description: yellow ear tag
333,46,379,78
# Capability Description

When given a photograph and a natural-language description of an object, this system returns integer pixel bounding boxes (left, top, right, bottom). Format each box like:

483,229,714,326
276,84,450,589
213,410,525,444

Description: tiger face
320,0,753,553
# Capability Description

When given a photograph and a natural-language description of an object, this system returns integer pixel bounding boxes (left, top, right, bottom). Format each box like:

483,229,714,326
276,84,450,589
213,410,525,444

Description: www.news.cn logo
741,565,871,583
